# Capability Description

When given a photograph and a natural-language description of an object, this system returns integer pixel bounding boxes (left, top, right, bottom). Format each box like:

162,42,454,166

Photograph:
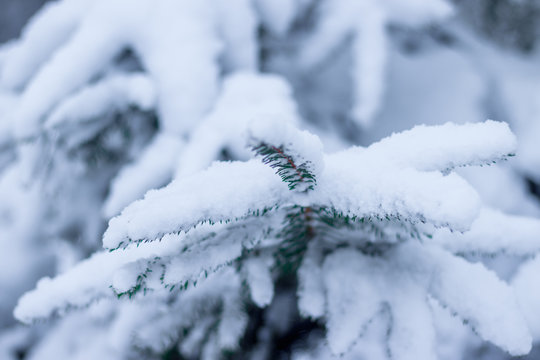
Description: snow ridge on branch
15,120,537,359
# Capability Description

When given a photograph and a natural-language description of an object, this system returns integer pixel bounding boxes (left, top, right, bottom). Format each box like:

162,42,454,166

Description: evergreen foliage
14,119,540,360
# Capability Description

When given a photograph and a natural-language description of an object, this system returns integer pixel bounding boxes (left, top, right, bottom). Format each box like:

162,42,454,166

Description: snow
322,243,532,358
323,250,384,355
317,153,481,231
498,64,540,181
217,289,247,350
424,244,532,355
387,283,437,360
297,241,325,318
14,234,183,322
350,5,387,127
215,0,258,71
105,121,513,249
175,72,300,178
244,256,274,307
12,115,536,359
367,120,517,172
364,42,486,143
0,0,92,90
132,0,220,135
104,133,184,217
44,73,156,129
3,2,540,359
7,0,222,140
382,0,453,26
0,164,56,325
253,0,300,36
106,121,504,251
162,227,243,286
0,325,33,360
457,164,540,217
111,260,150,294
0,90,16,146
513,256,540,341
299,0,454,127
19,299,183,360
249,116,325,179
103,159,288,249
434,208,540,255
180,318,214,358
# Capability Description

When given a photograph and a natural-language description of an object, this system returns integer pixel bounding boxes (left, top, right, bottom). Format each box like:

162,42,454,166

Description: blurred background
0,0,48,43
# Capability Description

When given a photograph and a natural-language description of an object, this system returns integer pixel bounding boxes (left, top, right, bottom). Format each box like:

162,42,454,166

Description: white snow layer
214,0,258,71
367,120,516,171
175,72,301,178
323,243,531,357
434,208,540,255
299,0,453,127
249,116,325,179
244,256,274,307
0,0,92,90
45,73,156,129
14,120,532,358
103,159,288,249
105,120,515,249
513,256,540,341
5,0,222,139
297,241,326,319
103,133,184,217
14,234,183,322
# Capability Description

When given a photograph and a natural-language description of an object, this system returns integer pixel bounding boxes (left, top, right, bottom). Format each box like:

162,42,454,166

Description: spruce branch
251,142,317,192
248,118,323,193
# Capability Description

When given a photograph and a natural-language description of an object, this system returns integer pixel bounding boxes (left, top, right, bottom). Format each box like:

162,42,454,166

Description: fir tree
14,119,540,360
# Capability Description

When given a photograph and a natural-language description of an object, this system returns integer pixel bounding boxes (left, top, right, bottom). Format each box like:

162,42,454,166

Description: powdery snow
103,133,184,217
45,73,156,129
175,72,301,178
7,0,221,139
14,120,534,359
103,159,288,249
299,0,453,127
434,208,540,255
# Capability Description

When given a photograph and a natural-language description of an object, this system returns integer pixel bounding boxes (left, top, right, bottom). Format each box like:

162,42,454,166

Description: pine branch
251,142,317,192
275,206,315,275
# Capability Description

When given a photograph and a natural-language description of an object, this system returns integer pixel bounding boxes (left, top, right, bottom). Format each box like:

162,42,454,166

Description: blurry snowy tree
0,0,540,359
